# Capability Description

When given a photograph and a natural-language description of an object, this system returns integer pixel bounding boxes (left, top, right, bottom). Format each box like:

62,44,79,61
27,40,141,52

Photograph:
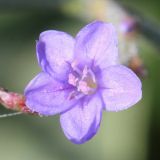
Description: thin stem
0,112,22,118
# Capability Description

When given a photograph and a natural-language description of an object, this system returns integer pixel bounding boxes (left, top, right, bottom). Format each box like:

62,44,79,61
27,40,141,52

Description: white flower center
68,61,97,98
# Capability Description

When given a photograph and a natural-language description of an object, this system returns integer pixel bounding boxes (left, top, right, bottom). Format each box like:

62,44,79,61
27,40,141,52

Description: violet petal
36,30,75,81
60,95,102,144
74,21,118,69
99,65,142,111
25,72,77,115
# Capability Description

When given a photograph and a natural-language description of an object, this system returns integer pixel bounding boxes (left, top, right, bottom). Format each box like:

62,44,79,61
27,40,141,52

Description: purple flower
24,21,142,144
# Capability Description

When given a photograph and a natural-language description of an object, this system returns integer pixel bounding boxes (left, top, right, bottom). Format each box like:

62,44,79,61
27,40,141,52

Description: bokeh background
0,0,160,160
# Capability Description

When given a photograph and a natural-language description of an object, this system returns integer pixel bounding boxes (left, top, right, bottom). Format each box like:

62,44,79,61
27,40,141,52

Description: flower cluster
25,21,142,144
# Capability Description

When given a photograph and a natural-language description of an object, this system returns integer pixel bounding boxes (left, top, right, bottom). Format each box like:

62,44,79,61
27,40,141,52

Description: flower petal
99,65,142,111
60,95,102,144
74,21,118,69
24,72,77,116
36,30,75,81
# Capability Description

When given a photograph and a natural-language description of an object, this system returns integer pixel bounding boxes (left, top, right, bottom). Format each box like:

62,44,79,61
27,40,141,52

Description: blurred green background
0,0,160,160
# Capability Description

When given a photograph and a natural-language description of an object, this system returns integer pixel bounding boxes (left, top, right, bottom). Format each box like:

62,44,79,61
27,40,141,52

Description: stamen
68,61,97,98
82,66,88,79
67,91,76,100
88,69,96,83
67,91,84,100
77,81,91,95
71,60,82,75
68,73,78,86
